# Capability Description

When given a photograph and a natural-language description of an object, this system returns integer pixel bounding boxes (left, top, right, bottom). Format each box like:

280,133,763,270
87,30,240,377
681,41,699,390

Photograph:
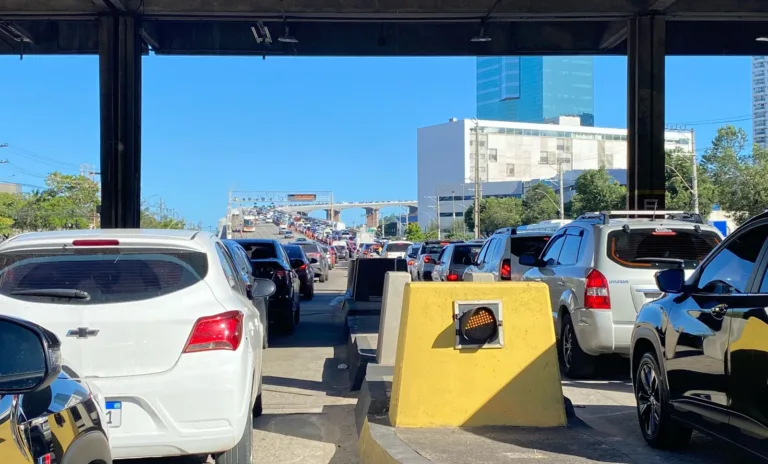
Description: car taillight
408,260,415,266
500,258,512,280
423,255,432,264
275,269,287,279
72,239,120,246
183,310,244,353
447,272,459,281
585,269,611,310
298,263,307,271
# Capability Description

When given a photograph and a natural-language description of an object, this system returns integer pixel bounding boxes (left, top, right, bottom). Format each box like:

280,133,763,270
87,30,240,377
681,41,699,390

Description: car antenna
651,200,658,222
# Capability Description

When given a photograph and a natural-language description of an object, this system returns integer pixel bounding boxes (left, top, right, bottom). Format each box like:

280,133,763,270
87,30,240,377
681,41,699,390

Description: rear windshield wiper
11,289,91,300
634,257,685,267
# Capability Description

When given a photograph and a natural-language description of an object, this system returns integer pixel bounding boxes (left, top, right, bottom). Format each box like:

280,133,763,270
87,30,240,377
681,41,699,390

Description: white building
417,117,694,231
753,56,767,148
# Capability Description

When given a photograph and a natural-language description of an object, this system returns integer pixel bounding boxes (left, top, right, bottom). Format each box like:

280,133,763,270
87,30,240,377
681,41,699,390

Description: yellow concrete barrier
389,282,566,428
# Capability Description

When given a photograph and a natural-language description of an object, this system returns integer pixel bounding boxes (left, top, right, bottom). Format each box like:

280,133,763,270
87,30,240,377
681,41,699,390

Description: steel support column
627,15,666,211
99,14,142,228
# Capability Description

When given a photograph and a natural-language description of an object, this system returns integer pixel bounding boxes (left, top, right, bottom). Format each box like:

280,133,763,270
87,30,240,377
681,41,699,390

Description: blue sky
0,55,752,228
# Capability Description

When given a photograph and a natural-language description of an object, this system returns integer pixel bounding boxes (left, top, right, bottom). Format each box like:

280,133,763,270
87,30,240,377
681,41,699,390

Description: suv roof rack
575,210,705,225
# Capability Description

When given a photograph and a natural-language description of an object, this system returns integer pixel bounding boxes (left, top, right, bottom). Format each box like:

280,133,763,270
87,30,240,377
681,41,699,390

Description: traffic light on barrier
453,300,503,349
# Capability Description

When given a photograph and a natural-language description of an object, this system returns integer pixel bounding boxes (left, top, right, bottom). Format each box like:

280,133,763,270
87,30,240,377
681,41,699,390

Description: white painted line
262,406,324,415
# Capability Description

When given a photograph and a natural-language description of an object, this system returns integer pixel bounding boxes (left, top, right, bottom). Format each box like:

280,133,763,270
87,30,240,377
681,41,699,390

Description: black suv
235,238,301,334
631,210,768,459
0,315,112,464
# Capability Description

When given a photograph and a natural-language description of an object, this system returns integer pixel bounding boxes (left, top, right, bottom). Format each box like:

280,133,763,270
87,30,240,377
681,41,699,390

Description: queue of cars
0,229,284,464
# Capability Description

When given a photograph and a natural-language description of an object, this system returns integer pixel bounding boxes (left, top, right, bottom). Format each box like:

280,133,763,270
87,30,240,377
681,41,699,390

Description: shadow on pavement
263,345,352,397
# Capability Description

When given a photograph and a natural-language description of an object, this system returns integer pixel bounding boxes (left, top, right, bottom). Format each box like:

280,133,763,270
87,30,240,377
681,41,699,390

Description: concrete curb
359,416,432,464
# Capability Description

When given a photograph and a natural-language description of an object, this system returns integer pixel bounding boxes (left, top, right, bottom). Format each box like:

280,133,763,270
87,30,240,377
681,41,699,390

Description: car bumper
571,308,633,356
90,349,253,459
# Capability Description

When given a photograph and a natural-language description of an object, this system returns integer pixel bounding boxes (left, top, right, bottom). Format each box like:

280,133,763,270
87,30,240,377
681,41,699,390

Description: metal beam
91,0,128,12
649,0,677,11
626,15,666,211
599,20,627,49
99,14,142,228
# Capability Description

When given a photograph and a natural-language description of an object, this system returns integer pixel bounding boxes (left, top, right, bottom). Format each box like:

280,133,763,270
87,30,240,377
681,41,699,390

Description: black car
283,244,315,301
0,315,112,464
223,239,270,347
235,238,301,334
631,210,768,459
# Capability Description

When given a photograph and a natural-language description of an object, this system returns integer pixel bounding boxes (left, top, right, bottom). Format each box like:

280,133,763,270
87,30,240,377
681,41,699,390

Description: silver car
291,241,330,283
431,243,483,281
412,240,460,281
521,211,723,378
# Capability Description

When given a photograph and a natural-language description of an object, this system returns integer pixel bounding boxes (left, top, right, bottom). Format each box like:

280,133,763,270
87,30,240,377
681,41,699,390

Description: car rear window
237,241,277,260
452,245,482,265
334,246,346,252
509,236,551,257
297,243,321,254
421,244,446,255
0,248,208,305
283,245,303,259
607,228,721,270
386,243,411,253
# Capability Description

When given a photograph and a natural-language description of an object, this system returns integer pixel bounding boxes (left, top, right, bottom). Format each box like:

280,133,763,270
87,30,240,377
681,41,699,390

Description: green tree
569,167,626,217
700,125,768,224
522,183,559,224
664,148,715,214
140,201,187,229
405,222,424,242
464,197,523,236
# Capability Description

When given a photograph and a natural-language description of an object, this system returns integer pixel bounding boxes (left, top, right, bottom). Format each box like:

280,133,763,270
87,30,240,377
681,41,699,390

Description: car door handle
711,304,728,319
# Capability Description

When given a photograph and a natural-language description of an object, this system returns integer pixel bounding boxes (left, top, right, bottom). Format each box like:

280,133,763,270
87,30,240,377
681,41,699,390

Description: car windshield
0,248,208,305
607,228,721,269
421,244,446,255
509,235,552,258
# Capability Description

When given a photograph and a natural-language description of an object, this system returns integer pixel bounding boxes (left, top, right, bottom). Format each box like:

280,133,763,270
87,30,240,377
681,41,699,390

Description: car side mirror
655,268,685,294
310,257,319,264
0,316,62,394
519,253,543,267
290,258,304,269
252,278,277,298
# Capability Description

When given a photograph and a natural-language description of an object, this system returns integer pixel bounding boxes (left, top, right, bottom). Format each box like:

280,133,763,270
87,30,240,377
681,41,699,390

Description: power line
668,115,753,126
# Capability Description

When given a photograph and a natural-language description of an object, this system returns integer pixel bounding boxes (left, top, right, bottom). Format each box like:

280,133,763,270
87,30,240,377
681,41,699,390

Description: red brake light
447,273,459,281
585,269,611,310
500,258,512,280
423,255,432,264
298,264,307,271
184,310,244,353
408,260,415,266
275,269,287,278
72,239,120,247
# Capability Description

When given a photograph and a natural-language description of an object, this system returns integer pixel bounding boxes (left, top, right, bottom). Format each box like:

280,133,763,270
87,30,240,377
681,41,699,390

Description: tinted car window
237,241,278,260
386,243,411,252
421,244,446,255
283,245,305,260
699,224,767,294
558,235,582,266
452,245,482,265
607,228,720,270
540,235,565,265
0,248,208,304
295,242,321,254
509,236,551,258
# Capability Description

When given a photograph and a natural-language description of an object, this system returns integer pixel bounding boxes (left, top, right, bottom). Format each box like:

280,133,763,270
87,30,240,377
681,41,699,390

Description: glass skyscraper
476,57,595,126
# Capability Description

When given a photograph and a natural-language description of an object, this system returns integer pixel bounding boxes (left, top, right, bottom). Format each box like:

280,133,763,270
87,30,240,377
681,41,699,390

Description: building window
506,164,516,177
488,148,498,162
599,153,614,169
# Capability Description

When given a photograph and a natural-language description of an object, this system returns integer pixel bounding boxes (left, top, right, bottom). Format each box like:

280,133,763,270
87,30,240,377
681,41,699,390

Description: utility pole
690,128,699,214
473,119,481,239
436,193,441,240
451,190,456,236
558,158,565,220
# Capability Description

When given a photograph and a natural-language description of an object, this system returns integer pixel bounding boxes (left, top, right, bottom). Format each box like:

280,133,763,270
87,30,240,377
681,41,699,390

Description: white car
0,229,273,463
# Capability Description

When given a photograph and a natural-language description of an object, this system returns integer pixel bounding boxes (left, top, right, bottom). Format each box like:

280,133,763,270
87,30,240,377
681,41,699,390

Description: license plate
105,401,122,428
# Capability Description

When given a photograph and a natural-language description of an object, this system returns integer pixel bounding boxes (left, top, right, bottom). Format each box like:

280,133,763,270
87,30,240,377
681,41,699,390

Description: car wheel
634,352,692,449
294,303,301,325
319,272,327,283
280,303,296,335
215,403,253,464
559,315,597,378
307,284,314,301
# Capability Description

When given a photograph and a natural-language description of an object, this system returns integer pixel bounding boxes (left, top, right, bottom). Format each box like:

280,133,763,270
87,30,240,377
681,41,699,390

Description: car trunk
0,244,217,378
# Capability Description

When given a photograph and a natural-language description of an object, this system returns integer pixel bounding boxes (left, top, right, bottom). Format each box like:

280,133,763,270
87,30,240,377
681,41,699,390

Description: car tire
559,314,597,379
307,284,314,301
253,392,263,418
294,303,301,325
280,304,296,335
215,403,253,464
634,352,692,449
319,272,327,283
